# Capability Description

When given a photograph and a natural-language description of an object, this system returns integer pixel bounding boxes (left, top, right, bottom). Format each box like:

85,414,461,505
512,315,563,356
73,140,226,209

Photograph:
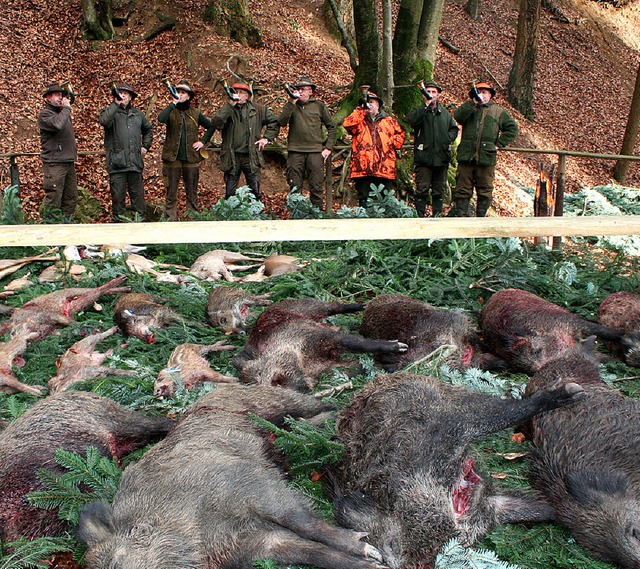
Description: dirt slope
0,0,639,220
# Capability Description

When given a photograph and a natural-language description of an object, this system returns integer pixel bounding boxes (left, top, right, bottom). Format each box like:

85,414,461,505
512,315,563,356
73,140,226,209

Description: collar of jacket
426,103,441,114
45,102,63,113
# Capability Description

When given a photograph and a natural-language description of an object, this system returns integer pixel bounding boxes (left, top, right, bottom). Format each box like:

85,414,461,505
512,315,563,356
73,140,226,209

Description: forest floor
1,0,639,221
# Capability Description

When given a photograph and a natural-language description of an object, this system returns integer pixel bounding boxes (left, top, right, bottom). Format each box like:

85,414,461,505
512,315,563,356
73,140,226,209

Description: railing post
9,155,20,192
325,153,333,214
552,153,567,251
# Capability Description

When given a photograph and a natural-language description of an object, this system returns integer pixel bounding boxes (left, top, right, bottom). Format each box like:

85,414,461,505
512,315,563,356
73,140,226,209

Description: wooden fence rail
0,215,638,247
1,146,639,248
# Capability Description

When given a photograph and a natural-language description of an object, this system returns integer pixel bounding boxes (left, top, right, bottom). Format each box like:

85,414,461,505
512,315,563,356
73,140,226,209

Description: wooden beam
0,216,639,247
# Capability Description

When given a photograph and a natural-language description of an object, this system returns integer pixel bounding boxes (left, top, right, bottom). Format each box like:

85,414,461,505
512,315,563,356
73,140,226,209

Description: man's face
46,92,64,107
176,88,191,103
236,89,250,104
298,86,313,103
367,99,380,115
118,90,132,105
478,88,492,104
426,88,439,104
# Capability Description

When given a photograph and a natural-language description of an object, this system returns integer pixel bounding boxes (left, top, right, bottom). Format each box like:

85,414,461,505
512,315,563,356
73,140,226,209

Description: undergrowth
1,236,637,569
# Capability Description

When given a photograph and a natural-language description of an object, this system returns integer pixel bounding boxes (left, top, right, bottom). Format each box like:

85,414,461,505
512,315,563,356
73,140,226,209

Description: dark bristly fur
113,292,181,343
360,293,504,371
598,291,640,367
0,391,173,541
329,371,585,568
206,285,272,334
480,288,623,373
232,299,407,391
527,355,640,569
77,384,385,569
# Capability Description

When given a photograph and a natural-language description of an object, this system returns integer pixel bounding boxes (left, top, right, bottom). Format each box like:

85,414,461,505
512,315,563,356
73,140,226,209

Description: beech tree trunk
381,0,394,105
614,62,640,184
508,0,540,120
204,0,262,47
467,0,480,20
392,0,444,117
352,0,381,91
81,0,114,40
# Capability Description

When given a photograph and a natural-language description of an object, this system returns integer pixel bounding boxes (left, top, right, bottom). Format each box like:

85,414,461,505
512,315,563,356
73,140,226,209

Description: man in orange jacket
343,91,405,208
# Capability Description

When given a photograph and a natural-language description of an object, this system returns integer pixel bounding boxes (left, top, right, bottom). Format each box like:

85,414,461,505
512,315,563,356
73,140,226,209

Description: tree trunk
507,0,540,120
204,0,262,47
81,0,113,40
614,62,640,184
326,0,358,72
381,0,394,105
467,0,480,20
352,0,381,91
392,0,443,117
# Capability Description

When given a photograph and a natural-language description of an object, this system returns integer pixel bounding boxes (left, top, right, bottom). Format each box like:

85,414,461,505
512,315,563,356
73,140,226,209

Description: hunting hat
116,82,138,99
43,83,69,98
294,77,317,90
367,91,384,107
231,82,252,94
175,80,195,97
424,80,442,92
469,82,496,98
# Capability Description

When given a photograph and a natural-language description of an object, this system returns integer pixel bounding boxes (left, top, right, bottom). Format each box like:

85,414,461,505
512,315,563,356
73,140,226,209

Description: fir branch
0,536,74,569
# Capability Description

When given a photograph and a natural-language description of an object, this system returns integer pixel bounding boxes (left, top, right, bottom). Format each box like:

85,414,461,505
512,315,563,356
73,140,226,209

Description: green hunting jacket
454,100,518,166
278,98,336,153
158,104,214,163
211,101,279,173
407,103,459,168
99,103,153,174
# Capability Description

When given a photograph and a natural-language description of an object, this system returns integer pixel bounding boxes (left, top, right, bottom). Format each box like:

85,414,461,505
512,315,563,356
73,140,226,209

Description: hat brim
43,89,69,98
294,83,317,90
470,87,496,98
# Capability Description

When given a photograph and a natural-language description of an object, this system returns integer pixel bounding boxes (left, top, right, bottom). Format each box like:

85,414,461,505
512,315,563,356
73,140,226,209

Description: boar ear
580,335,597,351
76,500,116,546
566,470,629,506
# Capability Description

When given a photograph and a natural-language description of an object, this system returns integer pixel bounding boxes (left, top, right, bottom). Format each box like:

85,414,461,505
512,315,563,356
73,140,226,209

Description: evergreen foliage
1,185,25,225
0,536,74,569
436,539,520,569
197,186,268,221
26,448,122,525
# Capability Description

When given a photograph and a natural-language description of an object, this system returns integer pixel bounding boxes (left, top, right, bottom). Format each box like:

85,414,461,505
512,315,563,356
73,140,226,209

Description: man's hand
193,141,204,151
141,148,148,157
255,138,268,151
62,97,71,108
321,148,331,162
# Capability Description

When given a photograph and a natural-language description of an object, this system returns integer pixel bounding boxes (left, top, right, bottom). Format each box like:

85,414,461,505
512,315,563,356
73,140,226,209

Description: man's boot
476,196,492,217
431,196,443,217
414,197,427,218
456,199,471,217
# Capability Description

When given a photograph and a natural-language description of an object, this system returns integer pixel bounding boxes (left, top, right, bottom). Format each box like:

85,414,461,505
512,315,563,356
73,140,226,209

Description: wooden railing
1,146,639,248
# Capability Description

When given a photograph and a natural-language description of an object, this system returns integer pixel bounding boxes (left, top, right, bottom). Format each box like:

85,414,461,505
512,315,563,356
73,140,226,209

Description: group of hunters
38,76,518,223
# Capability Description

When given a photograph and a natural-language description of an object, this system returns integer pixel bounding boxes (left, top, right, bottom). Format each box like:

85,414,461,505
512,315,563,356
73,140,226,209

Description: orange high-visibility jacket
343,107,405,180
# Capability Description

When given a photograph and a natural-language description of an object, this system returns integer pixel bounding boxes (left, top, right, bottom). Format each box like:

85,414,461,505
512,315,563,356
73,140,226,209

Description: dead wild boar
598,291,640,367
0,390,173,542
527,358,640,569
232,299,408,391
154,341,237,398
189,250,263,282
77,384,385,569
206,285,272,334
1,276,130,342
360,293,504,371
479,288,622,373
47,326,137,393
329,371,584,568
113,292,182,343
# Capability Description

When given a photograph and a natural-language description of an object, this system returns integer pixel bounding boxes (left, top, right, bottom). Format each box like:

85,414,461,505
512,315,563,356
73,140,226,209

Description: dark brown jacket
158,104,214,163
277,98,336,153
38,103,77,164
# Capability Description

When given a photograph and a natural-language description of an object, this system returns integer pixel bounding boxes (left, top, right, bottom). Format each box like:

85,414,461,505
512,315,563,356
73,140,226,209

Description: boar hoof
396,342,408,353
363,543,384,563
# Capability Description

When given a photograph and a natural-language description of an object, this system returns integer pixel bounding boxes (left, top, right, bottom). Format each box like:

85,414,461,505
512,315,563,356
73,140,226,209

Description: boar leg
335,333,408,355
465,382,584,439
0,369,43,396
489,492,557,524
266,530,384,569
